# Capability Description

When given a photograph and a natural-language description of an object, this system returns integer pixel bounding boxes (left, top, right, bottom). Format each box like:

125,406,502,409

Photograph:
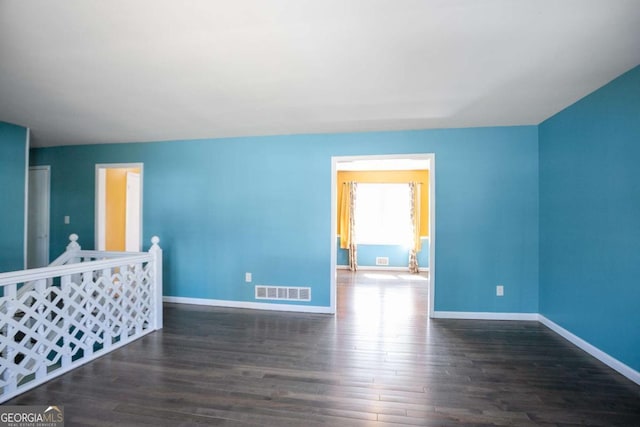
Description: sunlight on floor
398,274,428,281
363,273,399,280
352,284,415,336
363,272,429,281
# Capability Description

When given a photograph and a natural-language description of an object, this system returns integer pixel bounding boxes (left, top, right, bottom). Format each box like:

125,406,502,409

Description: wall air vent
375,257,390,266
255,286,311,302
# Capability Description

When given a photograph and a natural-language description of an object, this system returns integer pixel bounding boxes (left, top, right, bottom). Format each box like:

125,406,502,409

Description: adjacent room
1,1,639,425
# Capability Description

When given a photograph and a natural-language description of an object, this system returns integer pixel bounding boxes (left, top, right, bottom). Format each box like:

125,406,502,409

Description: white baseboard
432,312,639,385
539,315,640,386
432,311,540,321
163,296,333,314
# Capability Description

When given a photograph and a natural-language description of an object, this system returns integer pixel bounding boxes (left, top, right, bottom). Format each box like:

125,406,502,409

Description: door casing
95,163,144,251
330,153,436,317
27,165,51,268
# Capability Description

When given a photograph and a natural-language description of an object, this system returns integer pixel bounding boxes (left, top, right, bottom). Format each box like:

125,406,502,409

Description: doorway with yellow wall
95,163,143,252
331,154,436,317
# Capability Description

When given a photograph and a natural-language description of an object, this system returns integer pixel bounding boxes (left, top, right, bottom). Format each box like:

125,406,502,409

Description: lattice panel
0,261,153,393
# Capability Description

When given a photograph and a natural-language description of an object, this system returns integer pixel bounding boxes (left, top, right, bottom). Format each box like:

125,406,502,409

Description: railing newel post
66,233,81,260
149,236,163,330
66,234,82,284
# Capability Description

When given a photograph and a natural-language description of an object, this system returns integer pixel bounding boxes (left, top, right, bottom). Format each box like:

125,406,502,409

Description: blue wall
0,122,27,273
31,125,539,312
539,65,640,371
337,237,429,269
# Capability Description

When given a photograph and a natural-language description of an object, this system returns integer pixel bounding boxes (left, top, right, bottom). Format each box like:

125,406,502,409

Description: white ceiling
1,1,639,148
337,158,430,171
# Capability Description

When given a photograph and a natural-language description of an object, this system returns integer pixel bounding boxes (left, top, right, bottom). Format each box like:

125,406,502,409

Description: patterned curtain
339,181,358,271
348,182,358,271
408,182,421,274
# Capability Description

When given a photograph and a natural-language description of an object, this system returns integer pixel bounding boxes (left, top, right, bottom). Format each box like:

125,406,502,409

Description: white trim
428,155,436,318
164,296,333,314
432,311,540,321
124,171,141,251
331,153,435,318
23,128,30,269
330,157,338,315
95,163,144,251
0,252,152,285
539,315,640,386
27,166,51,269
97,168,106,250
429,311,640,385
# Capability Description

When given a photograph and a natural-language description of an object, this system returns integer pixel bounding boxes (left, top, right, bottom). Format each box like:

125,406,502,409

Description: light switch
64,216,70,224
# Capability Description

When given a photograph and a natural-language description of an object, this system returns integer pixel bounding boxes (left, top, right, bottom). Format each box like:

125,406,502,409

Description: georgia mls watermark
0,406,64,427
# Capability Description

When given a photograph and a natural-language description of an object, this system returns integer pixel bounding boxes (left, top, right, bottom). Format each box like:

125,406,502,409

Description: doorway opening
95,163,143,252
330,154,435,317
27,166,51,268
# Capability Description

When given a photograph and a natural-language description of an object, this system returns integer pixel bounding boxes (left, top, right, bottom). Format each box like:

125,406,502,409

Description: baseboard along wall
431,311,539,321
538,315,640,386
163,296,333,314
432,310,639,386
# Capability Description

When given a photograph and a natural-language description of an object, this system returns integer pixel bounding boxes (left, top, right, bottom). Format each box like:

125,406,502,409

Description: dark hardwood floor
6,270,640,426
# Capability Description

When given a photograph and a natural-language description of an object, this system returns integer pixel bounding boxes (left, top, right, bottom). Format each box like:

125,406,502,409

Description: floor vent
255,286,311,302
375,257,390,266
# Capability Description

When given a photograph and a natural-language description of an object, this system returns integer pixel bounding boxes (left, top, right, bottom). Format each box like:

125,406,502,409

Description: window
354,183,412,246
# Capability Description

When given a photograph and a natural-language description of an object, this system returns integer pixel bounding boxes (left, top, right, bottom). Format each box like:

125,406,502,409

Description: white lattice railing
0,234,163,403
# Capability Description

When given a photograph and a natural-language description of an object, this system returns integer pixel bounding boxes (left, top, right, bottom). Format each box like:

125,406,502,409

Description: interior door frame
23,128,30,269
26,165,51,268
330,153,436,317
95,163,144,251
124,171,141,252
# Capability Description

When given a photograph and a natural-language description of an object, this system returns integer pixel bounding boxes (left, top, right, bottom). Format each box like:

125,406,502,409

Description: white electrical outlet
245,272,252,283
496,285,504,296
64,216,70,224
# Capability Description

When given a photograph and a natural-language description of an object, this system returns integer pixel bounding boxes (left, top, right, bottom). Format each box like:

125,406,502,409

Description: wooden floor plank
6,270,640,426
